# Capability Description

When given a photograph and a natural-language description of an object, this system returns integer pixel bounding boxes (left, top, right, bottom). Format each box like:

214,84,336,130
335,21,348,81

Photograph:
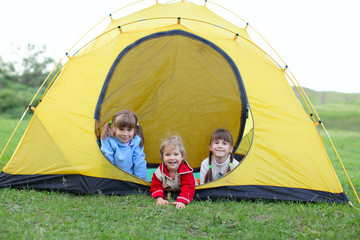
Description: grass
321,129,360,207
0,100,360,239
315,104,360,132
0,189,359,239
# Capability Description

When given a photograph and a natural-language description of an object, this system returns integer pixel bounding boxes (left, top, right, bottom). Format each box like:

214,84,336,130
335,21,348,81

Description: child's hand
171,201,186,209
156,197,169,206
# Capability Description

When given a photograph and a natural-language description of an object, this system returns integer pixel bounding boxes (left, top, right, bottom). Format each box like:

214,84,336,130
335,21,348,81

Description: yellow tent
0,1,349,203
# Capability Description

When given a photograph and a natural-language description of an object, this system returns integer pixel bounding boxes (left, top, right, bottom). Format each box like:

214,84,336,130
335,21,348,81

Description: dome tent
0,0,351,204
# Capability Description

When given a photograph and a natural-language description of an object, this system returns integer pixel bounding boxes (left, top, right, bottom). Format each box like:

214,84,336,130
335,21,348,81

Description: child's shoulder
101,136,125,147
154,163,168,180
231,158,240,167
179,161,193,173
200,157,210,166
101,136,116,144
130,135,141,146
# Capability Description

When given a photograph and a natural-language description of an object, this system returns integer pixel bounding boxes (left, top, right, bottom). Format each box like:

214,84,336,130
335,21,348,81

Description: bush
0,89,33,116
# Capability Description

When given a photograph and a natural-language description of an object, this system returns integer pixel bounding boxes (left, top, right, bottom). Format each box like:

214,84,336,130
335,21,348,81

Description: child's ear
230,146,234,152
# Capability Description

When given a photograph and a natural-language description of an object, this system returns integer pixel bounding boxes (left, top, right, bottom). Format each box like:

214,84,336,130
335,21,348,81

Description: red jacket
150,161,196,205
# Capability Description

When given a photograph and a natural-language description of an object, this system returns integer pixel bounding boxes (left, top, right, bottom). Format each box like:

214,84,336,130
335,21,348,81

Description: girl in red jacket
150,135,196,209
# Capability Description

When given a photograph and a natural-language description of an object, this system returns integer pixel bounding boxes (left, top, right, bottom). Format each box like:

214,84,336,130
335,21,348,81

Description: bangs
114,113,136,128
164,142,177,149
211,129,233,145
160,136,186,159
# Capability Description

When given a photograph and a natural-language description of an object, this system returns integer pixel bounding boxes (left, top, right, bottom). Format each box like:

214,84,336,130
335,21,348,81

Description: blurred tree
0,56,16,89
0,44,59,118
15,44,56,87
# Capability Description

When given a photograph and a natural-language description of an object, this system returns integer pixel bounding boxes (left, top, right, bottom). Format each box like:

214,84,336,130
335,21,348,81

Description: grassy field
0,100,360,239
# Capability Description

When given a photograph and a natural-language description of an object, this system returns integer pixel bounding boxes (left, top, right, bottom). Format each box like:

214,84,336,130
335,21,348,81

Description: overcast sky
1,0,359,93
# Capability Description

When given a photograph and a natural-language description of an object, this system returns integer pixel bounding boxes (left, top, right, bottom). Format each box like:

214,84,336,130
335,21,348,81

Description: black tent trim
0,172,349,204
0,172,149,195
195,185,350,204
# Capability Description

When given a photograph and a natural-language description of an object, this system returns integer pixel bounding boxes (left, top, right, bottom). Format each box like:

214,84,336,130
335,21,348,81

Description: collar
211,155,231,166
159,160,193,179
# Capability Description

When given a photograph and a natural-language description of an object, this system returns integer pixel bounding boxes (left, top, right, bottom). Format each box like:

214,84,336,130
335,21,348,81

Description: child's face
209,139,233,163
114,126,135,143
162,145,183,172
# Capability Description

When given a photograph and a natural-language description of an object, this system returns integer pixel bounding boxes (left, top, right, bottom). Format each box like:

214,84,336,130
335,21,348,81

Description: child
100,110,147,180
150,135,196,209
200,129,239,184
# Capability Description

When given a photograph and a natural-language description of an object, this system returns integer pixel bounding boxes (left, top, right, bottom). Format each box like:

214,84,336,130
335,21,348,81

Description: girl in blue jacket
100,110,147,180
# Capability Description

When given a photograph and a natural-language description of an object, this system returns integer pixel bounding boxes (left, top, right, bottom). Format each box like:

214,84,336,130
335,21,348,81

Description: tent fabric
0,1,349,204
95,30,248,167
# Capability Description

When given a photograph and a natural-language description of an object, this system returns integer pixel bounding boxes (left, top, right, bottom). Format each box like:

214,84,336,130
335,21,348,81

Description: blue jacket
100,135,147,180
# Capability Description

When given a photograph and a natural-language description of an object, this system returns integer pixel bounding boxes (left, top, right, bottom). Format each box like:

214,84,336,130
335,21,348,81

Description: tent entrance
95,30,248,169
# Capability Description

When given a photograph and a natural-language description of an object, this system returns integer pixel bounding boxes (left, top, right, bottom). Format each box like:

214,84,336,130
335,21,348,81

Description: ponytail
204,152,213,184
226,153,234,173
135,124,145,147
100,122,113,140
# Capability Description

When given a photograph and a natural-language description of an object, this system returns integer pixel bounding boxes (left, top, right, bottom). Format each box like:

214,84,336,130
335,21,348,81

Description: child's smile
115,127,135,143
209,139,233,163
163,145,183,172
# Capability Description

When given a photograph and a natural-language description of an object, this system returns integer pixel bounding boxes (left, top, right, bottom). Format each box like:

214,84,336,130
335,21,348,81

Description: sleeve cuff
151,190,164,199
176,196,190,205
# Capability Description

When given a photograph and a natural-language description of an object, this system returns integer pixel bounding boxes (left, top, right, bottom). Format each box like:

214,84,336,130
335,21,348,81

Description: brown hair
100,110,144,147
204,129,234,184
159,135,186,160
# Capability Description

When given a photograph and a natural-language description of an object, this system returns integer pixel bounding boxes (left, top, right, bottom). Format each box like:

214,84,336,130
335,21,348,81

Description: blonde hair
100,110,144,147
160,135,186,160
204,129,234,184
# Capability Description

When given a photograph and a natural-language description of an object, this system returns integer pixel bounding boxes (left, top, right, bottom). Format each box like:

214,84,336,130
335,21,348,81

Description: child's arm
176,172,196,205
132,145,147,180
149,173,166,201
100,138,116,165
